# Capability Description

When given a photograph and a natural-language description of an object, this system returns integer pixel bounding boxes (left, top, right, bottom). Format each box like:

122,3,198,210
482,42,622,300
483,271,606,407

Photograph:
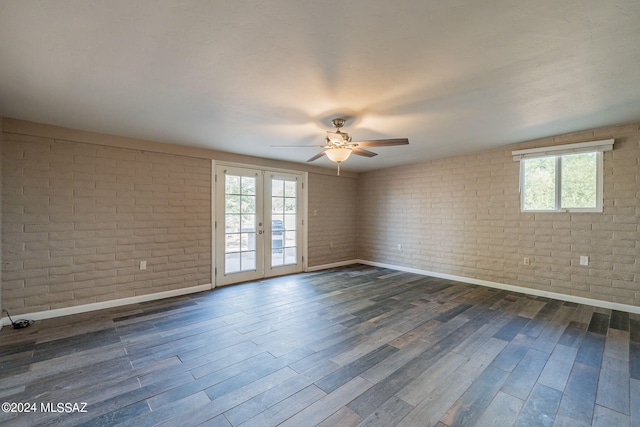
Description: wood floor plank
279,376,373,427
555,362,600,426
356,395,414,427
537,343,579,392
604,327,630,361
631,378,640,427
114,391,211,427
630,318,640,343
588,312,611,335
596,355,630,415
315,344,398,393
500,348,550,400
575,331,606,368
395,351,468,406
439,366,510,427
223,368,330,426
592,404,631,427
396,371,473,427
0,264,637,427
514,383,562,427
474,391,524,427
631,342,640,380
236,385,326,427
493,316,531,342
176,367,298,426
531,306,575,353
456,337,508,379
557,321,587,348
346,356,430,419
490,333,535,373
315,406,362,427
610,310,630,331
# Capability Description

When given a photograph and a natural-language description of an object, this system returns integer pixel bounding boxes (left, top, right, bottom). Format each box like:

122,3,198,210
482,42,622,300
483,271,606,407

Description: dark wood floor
1,264,638,426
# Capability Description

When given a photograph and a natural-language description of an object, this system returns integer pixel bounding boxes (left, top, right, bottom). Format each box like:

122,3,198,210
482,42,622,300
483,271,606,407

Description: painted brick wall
308,172,358,267
2,134,212,315
0,117,3,319
358,123,640,306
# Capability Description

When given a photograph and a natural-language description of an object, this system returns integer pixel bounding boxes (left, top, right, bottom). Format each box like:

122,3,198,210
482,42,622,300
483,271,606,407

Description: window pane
241,195,256,214
284,198,296,213
523,157,556,210
272,233,283,250
284,247,297,264
225,175,240,194
272,215,284,228
283,231,296,248
241,214,255,232
225,234,240,253
272,249,284,267
241,177,256,195
225,253,241,273
284,214,296,230
272,197,284,213
225,214,240,233
561,153,597,209
241,251,256,270
240,233,255,251
272,179,284,197
225,195,240,213
284,181,296,197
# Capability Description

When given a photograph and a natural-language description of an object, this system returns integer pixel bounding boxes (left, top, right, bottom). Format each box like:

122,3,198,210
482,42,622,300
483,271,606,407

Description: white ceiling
2,1,640,173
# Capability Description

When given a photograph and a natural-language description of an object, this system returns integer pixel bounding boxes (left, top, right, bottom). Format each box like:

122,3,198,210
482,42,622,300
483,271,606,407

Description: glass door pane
216,166,264,286
271,177,296,267
268,174,301,274
224,174,257,273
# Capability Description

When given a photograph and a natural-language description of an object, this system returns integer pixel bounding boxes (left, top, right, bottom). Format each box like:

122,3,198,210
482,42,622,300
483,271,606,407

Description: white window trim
513,139,613,213
512,139,614,160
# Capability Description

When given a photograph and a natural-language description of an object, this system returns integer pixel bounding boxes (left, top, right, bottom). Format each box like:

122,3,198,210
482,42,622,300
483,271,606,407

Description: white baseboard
1,284,212,327
306,259,360,272
356,259,640,315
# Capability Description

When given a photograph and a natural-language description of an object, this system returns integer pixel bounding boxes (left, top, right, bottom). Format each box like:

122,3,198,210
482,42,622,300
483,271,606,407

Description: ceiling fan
273,118,409,175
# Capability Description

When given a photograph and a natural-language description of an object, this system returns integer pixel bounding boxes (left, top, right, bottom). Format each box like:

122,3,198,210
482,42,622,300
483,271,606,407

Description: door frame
212,160,308,287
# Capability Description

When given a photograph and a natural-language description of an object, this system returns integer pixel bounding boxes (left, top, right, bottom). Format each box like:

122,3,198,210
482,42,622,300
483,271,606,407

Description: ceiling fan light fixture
327,131,351,144
272,117,408,176
325,147,352,163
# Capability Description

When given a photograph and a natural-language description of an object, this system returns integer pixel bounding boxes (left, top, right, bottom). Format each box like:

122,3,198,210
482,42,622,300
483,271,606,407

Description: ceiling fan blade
271,145,326,148
353,138,409,147
351,147,378,157
307,150,328,162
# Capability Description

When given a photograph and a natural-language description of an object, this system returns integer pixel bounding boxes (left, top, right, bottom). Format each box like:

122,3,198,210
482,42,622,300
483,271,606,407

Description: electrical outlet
330,241,334,249
523,257,530,266
398,244,403,251
140,261,147,270
580,256,589,266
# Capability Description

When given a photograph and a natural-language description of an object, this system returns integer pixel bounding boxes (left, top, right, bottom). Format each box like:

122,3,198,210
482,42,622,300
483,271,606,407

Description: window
513,139,613,212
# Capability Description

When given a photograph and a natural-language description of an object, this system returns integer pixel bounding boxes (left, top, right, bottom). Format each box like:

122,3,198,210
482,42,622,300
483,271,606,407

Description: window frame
513,139,613,213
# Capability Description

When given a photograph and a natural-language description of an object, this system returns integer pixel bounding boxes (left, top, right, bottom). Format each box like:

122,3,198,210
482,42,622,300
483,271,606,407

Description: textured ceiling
1,1,640,172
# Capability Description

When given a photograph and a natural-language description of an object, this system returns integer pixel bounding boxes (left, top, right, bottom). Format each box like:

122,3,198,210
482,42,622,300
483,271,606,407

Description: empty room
1,1,640,426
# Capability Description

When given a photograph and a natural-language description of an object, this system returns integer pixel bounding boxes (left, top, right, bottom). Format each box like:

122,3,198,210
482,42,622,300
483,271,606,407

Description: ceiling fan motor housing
331,118,346,129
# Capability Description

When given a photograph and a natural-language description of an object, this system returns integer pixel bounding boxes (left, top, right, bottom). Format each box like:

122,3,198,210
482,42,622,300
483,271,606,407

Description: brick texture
308,172,358,267
4,121,638,315
2,134,212,315
358,123,640,307
0,116,3,317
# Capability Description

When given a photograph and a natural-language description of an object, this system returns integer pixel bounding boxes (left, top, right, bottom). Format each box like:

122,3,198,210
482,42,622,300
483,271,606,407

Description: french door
215,164,305,286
